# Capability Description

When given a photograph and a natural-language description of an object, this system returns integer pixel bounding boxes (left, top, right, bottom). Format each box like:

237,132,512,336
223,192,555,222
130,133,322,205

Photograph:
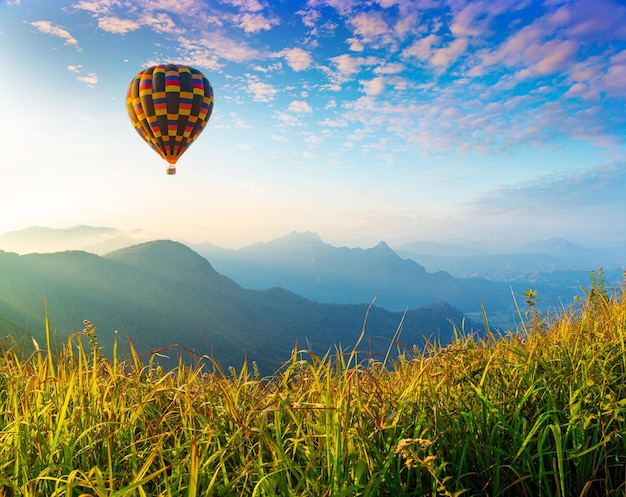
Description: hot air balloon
126,63,214,175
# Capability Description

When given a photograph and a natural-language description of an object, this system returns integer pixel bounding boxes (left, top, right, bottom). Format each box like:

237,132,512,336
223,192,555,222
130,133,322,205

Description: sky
1,0,625,250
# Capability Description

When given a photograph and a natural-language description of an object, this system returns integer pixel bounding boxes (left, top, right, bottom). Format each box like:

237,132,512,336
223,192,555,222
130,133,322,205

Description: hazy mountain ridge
194,231,521,313
0,225,145,255
396,237,626,280
2,226,622,323
0,241,470,374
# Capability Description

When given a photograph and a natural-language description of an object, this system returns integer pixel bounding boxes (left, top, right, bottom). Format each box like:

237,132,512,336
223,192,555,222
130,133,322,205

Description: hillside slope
0,242,472,373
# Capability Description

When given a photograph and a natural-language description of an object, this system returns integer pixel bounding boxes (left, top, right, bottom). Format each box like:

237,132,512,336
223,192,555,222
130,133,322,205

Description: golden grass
0,271,624,496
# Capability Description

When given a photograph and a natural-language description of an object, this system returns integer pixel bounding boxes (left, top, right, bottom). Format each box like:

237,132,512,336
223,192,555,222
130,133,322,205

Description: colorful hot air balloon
126,63,214,175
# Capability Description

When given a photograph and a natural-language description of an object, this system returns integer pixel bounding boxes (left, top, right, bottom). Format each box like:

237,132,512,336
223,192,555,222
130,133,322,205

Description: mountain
0,242,472,375
0,225,141,255
396,237,626,282
193,231,520,314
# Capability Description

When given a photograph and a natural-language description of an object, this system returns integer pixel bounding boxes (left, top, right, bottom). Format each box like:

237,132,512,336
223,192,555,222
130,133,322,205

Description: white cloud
230,113,251,128
274,47,312,71
247,81,278,102
70,0,110,15
465,163,626,217
374,62,405,74
516,39,578,80
431,37,468,68
319,117,348,127
274,111,302,126
401,34,439,61
347,37,364,51
77,73,99,87
361,76,386,96
221,0,264,12
600,50,626,96
348,10,389,43
288,101,313,113
140,12,180,34
27,20,81,50
67,65,98,87
233,12,278,33
326,54,379,85
306,0,363,16
97,16,140,34
560,0,626,39
177,34,258,66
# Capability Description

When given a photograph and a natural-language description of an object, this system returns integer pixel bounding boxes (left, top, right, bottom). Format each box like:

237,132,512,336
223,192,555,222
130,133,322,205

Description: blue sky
1,0,625,249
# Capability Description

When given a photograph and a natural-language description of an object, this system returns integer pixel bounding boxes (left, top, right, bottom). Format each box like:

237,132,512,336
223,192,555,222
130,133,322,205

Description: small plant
82,319,102,360
524,288,546,332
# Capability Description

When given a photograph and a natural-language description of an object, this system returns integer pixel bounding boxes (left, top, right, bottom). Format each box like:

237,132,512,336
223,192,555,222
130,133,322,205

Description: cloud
446,161,626,242
70,0,110,15
374,62,405,74
177,33,259,66
230,112,251,128
274,111,303,126
431,37,468,68
67,65,98,87
140,12,180,34
401,34,439,61
600,50,626,97
347,37,364,51
319,117,348,127
27,20,81,50
77,73,99,87
74,0,221,36
287,100,313,113
515,39,578,80
306,0,364,17
558,0,626,39
466,162,626,214
325,54,379,86
97,16,140,34
348,10,390,44
360,76,386,96
247,80,278,102
233,12,279,33
274,47,312,71
221,0,264,12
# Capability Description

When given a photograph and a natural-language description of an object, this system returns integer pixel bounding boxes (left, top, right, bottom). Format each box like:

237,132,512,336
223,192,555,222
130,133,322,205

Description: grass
0,271,625,496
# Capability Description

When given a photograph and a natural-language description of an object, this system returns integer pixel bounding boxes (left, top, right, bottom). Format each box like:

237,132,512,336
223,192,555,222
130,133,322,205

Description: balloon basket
166,167,176,175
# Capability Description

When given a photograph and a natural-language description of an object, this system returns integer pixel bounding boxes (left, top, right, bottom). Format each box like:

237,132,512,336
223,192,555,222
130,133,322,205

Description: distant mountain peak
371,241,396,255
283,231,323,243
521,237,583,255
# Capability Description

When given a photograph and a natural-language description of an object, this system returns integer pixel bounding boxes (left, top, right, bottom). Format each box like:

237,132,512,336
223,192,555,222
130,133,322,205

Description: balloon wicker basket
166,166,176,175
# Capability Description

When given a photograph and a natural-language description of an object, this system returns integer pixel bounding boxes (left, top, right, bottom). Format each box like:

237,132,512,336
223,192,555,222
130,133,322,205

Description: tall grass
0,272,625,496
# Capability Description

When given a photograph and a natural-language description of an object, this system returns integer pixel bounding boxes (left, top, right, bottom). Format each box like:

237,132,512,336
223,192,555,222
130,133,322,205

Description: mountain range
192,231,522,314
1,226,623,328
396,238,626,280
0,240,471,375
0,225,144,255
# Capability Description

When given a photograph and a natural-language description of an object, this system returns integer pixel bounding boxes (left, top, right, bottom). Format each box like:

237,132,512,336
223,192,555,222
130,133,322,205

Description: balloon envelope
126,64,214,173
